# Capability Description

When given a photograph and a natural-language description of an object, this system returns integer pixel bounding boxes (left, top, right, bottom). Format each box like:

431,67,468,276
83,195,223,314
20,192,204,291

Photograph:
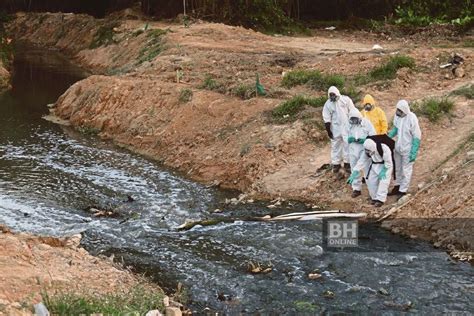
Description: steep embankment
7,12,474,259
0,60,9,92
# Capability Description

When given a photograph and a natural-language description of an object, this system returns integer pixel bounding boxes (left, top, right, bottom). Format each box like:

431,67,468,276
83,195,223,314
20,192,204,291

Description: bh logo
327,220,358,247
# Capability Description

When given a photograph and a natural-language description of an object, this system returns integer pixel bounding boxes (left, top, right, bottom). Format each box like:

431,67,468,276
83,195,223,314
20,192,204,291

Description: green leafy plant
282,70,346,91
355,55,415,85
137,28,168,64
412,98,455,122
232,83,256,100
199,74,225,92
451,84,474,99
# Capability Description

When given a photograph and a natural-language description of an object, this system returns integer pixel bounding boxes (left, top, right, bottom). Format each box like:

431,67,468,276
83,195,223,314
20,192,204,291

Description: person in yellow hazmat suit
361,94,388,135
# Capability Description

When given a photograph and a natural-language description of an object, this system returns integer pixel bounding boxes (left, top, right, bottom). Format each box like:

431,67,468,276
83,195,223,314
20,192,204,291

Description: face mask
329,93,337,102
396,109,406,117
364,104,373,111
349,117,361,125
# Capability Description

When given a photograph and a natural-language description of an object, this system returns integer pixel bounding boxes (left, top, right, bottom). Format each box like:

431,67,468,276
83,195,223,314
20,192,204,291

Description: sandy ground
3,9,473,291
0,225,163,315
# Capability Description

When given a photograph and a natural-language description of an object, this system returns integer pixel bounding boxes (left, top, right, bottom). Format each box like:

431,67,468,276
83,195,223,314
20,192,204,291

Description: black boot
351,190,361,198
387,185,400,196
397,191,407,200
332,164,341,173
344,163,351,173
374,200,384,207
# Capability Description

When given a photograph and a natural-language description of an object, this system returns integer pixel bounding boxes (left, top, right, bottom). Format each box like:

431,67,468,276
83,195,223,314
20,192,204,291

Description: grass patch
281,70,345,91
77,125,100,136
42,286,164,315
232,83,256,100
272,95,325,119
137,28,168,64
199,74,225,92
451,84,474,99
412,97,455,122
462,39,474,48
179,88,193,103
355,55,415,85
89,21,120,49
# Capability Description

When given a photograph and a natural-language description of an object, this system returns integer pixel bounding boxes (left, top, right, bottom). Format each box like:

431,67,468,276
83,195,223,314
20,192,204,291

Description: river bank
5,11,473,260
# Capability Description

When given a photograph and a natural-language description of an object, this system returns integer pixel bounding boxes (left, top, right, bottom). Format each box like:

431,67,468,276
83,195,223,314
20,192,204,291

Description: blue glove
378,166,388,180
388,127,398,138
409,138,421,162
347,170,360,184
357,137,366,144
348,136,356,144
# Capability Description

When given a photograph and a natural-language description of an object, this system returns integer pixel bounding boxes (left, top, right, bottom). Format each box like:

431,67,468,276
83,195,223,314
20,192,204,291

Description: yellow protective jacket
361,106,388,135
361,95,388,135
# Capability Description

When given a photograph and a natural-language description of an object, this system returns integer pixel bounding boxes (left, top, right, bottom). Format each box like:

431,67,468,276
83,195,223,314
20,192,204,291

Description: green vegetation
394,0,473,29
179,88,193,103
272,95,326,120
355,55,415,85
42,287,165,315
412,98,455,122
294,301,320,312
199,74,225,92
281,70,345,91
137,28,168,64
451,84,474,99
0,11,12,67
232,83,256,100
89,21,120,49
77,125,100,136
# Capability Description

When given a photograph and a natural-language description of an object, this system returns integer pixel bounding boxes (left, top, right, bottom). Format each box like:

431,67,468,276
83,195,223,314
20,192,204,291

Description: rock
417,182,425,190
163,296,170,307
323,290,335,298
466,151,474,162
65,234,82,248
261,215,271,220
146,310,163,316
372,44,383,51
378,288,390,296
166,307,182,316
454,67,465,78
391,227,401,234
410,235,417,239
308,273,322,280
442,167,454,174
34,302,50,316
213,209,222,213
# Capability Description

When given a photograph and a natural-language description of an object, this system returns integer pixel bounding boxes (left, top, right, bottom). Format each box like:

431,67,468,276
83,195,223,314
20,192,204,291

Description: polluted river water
0,47,472,314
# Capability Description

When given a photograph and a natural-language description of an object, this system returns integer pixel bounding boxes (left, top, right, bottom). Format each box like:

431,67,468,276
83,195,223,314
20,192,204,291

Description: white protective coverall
354,139,393,202
392,100,422,193
347,109,376,191
322,86,356,165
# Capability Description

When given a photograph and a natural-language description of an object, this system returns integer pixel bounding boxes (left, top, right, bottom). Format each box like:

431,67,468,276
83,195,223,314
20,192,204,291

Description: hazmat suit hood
396,100,411,115
363,94,376,106
364,138,377,153
328,86,341,98
349,108,362,119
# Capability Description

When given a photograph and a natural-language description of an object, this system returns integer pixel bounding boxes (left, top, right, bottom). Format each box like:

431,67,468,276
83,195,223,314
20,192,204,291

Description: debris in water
308,273,322,280
323,290,335,299
247,261,273,274
378,287,390,296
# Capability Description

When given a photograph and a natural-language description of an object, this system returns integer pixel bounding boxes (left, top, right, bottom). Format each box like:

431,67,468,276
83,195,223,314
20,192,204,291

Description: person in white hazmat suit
347,108,376,198
347,138,393,207
387,100,422,197
323,86,357,174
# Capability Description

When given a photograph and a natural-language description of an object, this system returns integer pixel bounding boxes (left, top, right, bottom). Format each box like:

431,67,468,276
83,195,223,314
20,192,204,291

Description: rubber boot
387,185,400,196
397,191,407,200
332,164,341,174
351,190,361,198
374,200,384,207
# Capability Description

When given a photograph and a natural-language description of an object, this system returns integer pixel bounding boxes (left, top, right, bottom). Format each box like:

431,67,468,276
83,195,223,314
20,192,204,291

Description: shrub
89,22,120,49
232,83,256,100
199,74,224,92
179,88,193,103
137,28,168,64
412,98,455,122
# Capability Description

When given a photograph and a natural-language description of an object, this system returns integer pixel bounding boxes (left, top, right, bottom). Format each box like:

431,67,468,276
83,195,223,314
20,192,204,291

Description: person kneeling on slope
347,108,375,198
347,138,393,207
387,100,422,198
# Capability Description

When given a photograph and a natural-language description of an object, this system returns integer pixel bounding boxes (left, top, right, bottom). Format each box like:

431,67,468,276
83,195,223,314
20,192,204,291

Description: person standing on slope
361,94,388,135
348,138,393,207
323,86,357,174
347,108,376,197
387,100,422,198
